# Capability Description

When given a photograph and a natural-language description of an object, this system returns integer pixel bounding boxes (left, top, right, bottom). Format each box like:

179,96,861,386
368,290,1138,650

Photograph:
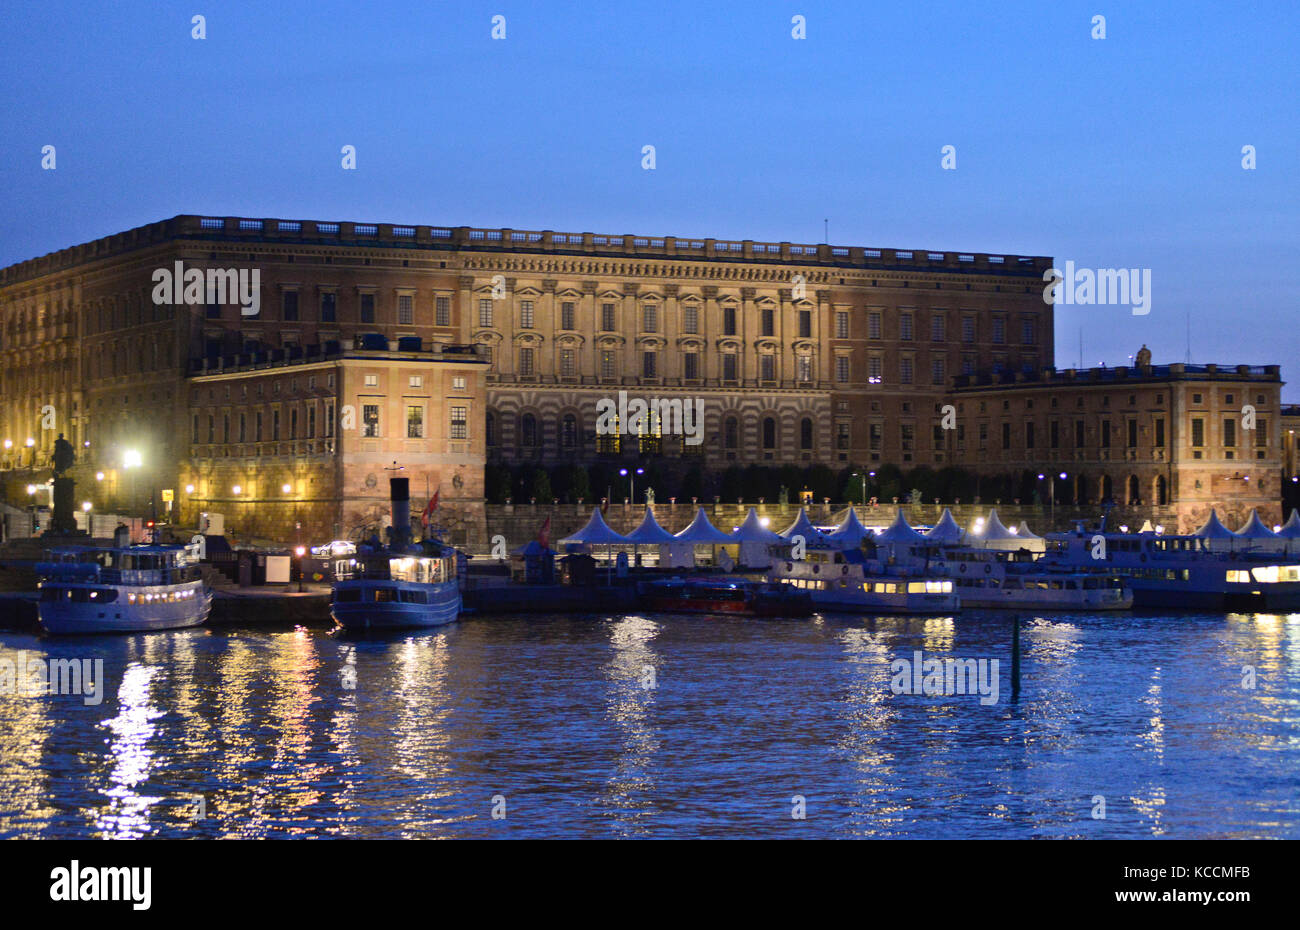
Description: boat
1042,523,1300,610
36,543,212,634
933,548,1132,610
330,476,462,630
766,547,959,614
639,577,814,617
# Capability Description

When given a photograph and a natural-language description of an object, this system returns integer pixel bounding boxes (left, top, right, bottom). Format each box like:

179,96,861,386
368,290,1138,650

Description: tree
529,466,552,502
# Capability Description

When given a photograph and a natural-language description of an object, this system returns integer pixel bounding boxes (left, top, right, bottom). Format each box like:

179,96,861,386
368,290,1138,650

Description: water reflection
600,614,661,835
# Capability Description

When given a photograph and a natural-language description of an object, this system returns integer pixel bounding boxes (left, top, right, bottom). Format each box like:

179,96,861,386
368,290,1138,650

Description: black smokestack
390,477,410,549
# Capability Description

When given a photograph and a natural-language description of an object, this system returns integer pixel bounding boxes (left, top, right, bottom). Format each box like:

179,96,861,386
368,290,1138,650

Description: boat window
373,587,396,602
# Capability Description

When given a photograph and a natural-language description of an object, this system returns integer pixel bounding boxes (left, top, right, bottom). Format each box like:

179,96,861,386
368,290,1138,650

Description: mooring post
1011,614,1021,700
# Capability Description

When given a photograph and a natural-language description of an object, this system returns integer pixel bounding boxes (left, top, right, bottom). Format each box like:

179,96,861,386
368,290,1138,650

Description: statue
1135,344,1152,368
645,486,655,506
49,433,80,535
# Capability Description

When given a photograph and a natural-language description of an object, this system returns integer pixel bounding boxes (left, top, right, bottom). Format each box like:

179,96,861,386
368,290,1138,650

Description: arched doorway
1075,474,1089,506
1154,474,1168,506
1127,474,1141,506
1099,474,1113,504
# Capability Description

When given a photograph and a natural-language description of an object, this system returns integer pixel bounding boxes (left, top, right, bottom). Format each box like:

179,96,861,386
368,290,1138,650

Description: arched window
724,416,739,450
1099,475,1113,503
520,413,537,447
561,413,578,449
1127,474,1141,505
800,417,814,451
1075,474,1089,506
762,416,777,450
1155,474,1167,506
485,412,496,447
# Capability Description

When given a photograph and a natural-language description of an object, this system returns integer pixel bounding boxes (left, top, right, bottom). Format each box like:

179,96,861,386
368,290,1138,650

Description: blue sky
2,1,1296,387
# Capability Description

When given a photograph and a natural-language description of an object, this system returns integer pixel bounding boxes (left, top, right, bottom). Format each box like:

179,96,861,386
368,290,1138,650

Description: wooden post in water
1010,614,1021,700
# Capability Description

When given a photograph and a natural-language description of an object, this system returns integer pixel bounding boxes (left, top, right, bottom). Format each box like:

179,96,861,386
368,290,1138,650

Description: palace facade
0,214,1286,540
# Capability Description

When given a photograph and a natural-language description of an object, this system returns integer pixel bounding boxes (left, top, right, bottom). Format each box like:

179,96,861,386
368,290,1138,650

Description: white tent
1194,509,1241,552
925,508,965,544
875,509,929,544
623,507,678,567
666,506,734,568
1235,509,1285,551
780,508,830,546
559,507,629,546
1276,509,1300,539
825,506,872,549
1016,520,1042,540
967,509,1025,551
729,507,786,568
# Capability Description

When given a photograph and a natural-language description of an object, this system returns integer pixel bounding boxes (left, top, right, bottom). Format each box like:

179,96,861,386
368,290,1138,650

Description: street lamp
619,467,645,505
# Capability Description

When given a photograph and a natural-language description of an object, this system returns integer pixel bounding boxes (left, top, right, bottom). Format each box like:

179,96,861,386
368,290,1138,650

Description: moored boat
766,547,959,614
36,543,211,634
640,577,814,617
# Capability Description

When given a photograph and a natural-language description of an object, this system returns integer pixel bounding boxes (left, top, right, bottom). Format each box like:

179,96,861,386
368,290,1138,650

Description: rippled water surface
1,610,1298,838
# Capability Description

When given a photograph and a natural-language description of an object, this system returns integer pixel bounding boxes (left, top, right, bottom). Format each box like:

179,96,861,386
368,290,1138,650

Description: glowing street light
25,438,34,447
123,449,142,469
96,471,105,481
282,483,292,494
81,501,92,512
232,485,242,495
185,484,195,494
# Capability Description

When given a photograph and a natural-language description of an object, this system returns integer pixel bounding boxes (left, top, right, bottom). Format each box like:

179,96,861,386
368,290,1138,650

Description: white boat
1042,525,1300,610
931,548,1132,610
767,547,959,614
37,543,212,634
330,475,462,631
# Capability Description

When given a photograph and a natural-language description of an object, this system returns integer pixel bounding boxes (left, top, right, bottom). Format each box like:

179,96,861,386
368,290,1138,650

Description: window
759,355,775,381
518,348,535,376
364,374,378,387
272,409,281,441
479,298,494,327
1075,420,1085,446
797,355,813,382
1100,419,1111,448
600,350,616,379
436,296,451,326
1001,422,1011,450
900,357,913,384
601,303,616,330
799,309,811,338
931,315,945,342
837,422,851,450
1191,418,1205,447
684,352,700,380
901,424,915,454
452,376,465,390
642,351,657,378
962,354,976,375
1155,418,1165,447
307,405,316,439
992,317,1005,344
642,304,658,332
321,292,336,322
409,375,422,388
206,302,221,319
868,311,882,339
868,356,882,381
560,349,575,377
450,406,467,440
1022,318,1035,344
520,413,538,447
722,353,738,380
931,357,945,385
283,291,299,321
485,412,496,447
1025,422,1035,449
1257,419,1268,448
397,295,413,325
835,311,848,339
360,293,375,323
289,407,298,440
238,413,247,443
1050,420,1059,449
1127,419,1138,448
402,405,423,439
323,404,332,439
362,404,380,437
724,417,738,449
801,417,814,450
723,305,736,335
561,414,576,448
222,414,230,444
561,301,575,330
683,305,699,334
761,307,774,336
961,316,975,343
1223,417,1236,448
191,414,199,443
900,313,913,341
520,300,534,329
256,411,264,442
762,417,777,449
869,423,883,451
836,356,850,383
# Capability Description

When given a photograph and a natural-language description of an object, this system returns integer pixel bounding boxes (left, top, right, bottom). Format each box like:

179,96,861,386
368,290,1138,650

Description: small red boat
639,579,813,617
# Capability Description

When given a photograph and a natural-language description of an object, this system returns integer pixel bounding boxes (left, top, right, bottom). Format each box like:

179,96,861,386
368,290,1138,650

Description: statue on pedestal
49,433,80,535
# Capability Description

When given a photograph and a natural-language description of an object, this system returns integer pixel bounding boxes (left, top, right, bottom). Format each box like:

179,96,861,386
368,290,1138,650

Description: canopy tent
559,507,629,546
875,509,929,544
966,508,1026,551
623,507,678,567
509,539,556,583
825,506,872,549
729,507,786,568
665,506,735,568
1234,508,1285,551
1015,520,1042,540
1275,509,1300,540
779,508,830,546
925,508,965,544
1138,519,1155,534
1194,509,1241,551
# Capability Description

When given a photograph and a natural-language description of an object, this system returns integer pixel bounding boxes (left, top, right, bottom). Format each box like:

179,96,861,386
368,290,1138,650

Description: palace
0,214,1287,541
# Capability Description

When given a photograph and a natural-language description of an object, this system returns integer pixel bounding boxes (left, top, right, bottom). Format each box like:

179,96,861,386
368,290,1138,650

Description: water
1,611,1297,838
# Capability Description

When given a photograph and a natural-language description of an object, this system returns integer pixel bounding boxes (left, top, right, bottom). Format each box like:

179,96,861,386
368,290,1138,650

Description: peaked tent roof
875,508,929,544
673,507,735,544
558,507,629,546
623,507,678,545
825,506,872,547
925,508,965,544
779,508,829,545
1235,509,1278,539
1015,520,1042,540
1194,509,1240,539
1276,509,1300,539
970,508,1017,540
730,507,786,544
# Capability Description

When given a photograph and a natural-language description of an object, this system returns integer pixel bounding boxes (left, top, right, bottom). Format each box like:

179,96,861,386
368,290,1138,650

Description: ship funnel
390,477,411,549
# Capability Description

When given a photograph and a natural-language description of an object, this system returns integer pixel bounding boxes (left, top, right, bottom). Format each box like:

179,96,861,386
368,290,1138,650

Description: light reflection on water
0,610,1297,839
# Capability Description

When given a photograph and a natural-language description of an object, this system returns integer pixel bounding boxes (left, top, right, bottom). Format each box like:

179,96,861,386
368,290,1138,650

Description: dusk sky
2,1,1296,388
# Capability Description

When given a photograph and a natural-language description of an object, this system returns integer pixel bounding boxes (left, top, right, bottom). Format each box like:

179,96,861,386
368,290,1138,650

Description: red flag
537,515,551,549
420,489,439,527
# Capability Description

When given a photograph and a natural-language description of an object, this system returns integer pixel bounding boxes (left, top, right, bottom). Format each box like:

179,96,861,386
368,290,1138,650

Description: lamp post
850,471,867,505
284,483,303,591
26,484,37,534
620,467,644,505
